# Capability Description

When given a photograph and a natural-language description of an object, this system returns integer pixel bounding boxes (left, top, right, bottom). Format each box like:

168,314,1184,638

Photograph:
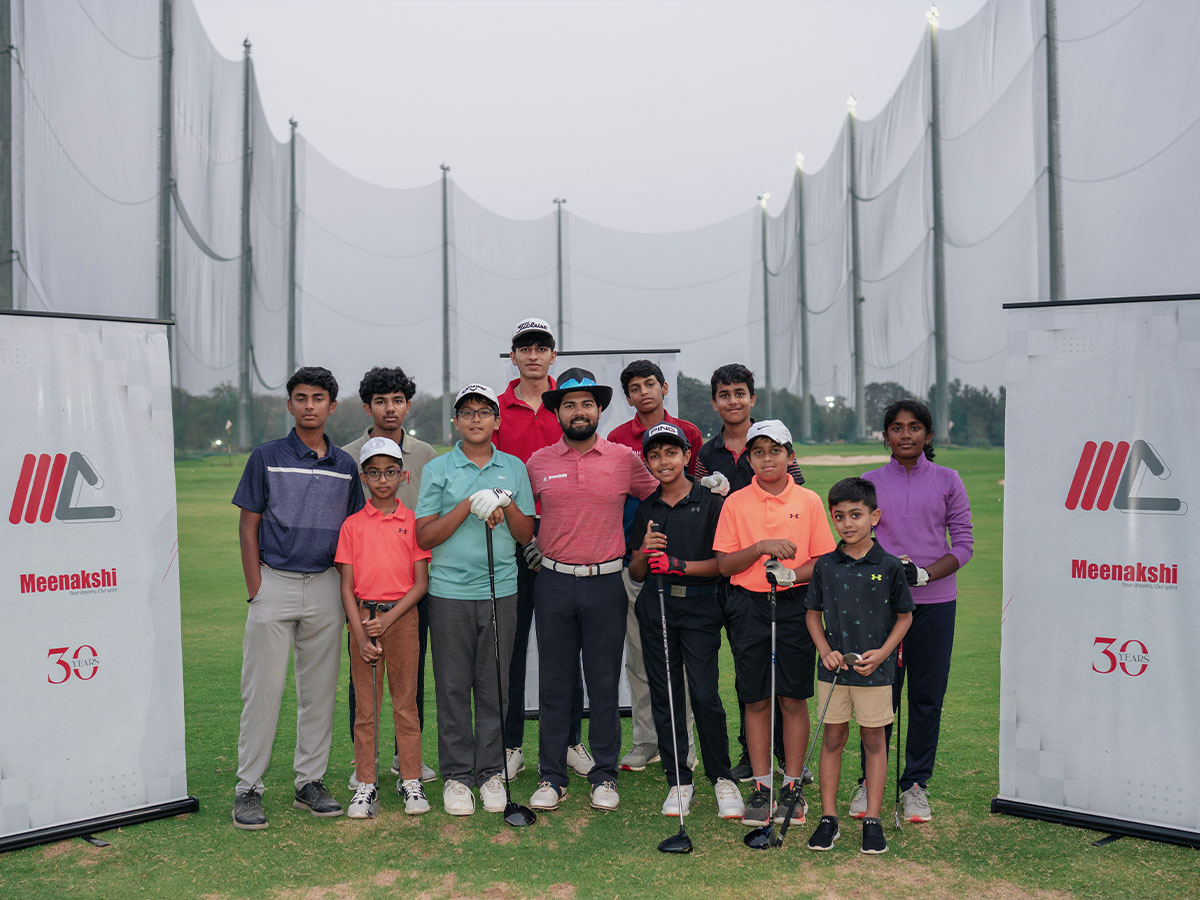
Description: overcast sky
193,0,987,232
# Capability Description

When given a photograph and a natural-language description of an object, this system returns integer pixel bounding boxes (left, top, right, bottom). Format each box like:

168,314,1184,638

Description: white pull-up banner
995,296,1200,847
1,312,196,852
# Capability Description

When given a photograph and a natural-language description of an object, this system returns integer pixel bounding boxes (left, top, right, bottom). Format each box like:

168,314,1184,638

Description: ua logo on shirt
871,573,882,582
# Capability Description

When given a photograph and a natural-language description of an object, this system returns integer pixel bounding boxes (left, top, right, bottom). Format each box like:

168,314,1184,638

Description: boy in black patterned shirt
805,477,913,855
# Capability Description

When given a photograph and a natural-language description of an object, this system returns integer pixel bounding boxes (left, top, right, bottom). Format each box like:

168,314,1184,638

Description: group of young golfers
230,316,974,857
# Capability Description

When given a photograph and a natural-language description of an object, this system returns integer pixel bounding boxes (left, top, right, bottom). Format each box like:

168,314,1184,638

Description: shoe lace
309,780,330,797
716,780,739,800
595,780,616,793
572,744,594,760
352,783,375,802
403,780,425,800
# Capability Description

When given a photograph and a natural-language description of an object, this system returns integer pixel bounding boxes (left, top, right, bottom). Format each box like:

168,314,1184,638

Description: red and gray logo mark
9,452,121,524
1065,440,1185,514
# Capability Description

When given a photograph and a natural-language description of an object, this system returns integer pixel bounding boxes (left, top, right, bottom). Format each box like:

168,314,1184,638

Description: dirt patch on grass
797,454,889,467
438,820,468,845
371,870,403,886
490,828,518,845
40,840,75,861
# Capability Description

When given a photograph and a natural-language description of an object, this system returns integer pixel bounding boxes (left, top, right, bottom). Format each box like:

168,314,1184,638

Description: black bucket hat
541,367,613,412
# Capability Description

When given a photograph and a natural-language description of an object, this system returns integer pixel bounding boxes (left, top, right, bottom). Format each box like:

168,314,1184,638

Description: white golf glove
469,487,512,521
522,537,543,570
764,558,797,587
900,557,930,587
700,472,731,497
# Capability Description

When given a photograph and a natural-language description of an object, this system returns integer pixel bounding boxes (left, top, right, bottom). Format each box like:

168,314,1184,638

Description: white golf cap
746,419,792,447
359,436,404,466
512,317,555,342
454,382,500,412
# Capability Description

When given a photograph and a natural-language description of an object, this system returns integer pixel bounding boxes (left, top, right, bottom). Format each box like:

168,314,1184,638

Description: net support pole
847,101,866,441
1045,0,1066,301
0,0,13,311
795,157,812,442
156,0,174,377
554,196,565,347
237,39,253,449
440,163,451,445
928,11,949,441
287,118,297,377
759,194,773,419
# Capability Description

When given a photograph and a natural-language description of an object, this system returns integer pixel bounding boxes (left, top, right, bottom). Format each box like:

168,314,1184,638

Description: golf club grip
368,602,377,648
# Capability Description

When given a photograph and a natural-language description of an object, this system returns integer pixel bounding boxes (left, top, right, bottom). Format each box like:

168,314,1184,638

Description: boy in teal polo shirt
415,384,535,816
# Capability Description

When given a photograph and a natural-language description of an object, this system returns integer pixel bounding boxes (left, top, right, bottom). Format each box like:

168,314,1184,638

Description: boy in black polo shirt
627,423,744,821
805,477,914,854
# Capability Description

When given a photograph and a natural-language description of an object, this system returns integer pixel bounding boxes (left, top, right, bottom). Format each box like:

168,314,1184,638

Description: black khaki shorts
725,584,815,702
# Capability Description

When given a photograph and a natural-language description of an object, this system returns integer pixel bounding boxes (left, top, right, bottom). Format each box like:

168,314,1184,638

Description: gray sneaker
233,789,268,830
849,781,868,818
293,780,343,817
899,784,932,823
619,743,660,772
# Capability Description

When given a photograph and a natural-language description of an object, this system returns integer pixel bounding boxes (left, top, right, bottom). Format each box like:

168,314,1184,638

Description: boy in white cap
713,420,835,829
336,436,432,818
415,384,535,816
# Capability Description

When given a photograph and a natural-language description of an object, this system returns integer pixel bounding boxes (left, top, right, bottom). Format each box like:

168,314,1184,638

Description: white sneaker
529,780,565,810
714,777,745,819
849,781,868,818
479,774,507,813
660,783,694,816
589,780,619,811
567,743,594,777
442,779,474,816
420,761,437,783
400,779,430,815
347,782,378,819
505,747,525,780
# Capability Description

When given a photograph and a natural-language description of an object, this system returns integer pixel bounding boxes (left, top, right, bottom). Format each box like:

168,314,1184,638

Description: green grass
1,447,1195,899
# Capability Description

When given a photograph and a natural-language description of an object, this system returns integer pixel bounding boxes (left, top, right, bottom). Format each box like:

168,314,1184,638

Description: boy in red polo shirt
714,420,835,829
336,437,432,819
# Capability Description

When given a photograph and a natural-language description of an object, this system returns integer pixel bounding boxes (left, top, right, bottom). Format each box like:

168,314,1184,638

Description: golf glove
901,560,930,587
700,472,730,497
648,554,686,576
764,558,797,587
522,538,543,570
469,487,512,521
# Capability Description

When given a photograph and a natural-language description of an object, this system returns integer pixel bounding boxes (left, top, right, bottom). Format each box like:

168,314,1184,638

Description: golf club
485,526,537,827
893,642,904,830
654,565,692,854
775,652,856,846
745,570,780,850
368,602,379,797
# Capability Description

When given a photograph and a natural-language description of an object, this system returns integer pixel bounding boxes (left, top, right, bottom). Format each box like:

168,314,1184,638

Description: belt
359,600,398,614
541,557,623,577
667,582,720,598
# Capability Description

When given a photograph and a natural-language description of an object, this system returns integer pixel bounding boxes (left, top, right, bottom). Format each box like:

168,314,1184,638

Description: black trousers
636,581,732,786
535,568,624,790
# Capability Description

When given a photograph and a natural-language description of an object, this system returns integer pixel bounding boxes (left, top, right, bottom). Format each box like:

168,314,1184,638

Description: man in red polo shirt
525,368,657,812
606,360,702,773
493,318,591,782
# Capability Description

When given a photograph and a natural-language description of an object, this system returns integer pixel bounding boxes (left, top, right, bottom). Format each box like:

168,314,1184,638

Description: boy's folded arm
716,544,762,577
415,499,473,550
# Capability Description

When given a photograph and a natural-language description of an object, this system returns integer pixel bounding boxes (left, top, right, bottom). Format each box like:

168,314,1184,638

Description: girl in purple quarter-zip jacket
849,399,973,825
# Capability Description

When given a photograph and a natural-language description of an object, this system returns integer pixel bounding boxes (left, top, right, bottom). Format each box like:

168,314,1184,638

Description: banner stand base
991,797,1200,849
0,797,199,854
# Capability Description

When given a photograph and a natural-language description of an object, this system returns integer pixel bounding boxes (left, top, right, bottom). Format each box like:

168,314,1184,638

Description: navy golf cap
641,421,690,455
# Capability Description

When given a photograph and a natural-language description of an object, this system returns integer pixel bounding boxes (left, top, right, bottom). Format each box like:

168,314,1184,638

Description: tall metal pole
928,8,950,441
758,194,773,418
795,155,812,442
847,98,866,441
237,39,253,449
440,164,451,445
0,0,14,311
1045,0,1065,301
286,118,298,377
554,196,566,346
157,0,174,374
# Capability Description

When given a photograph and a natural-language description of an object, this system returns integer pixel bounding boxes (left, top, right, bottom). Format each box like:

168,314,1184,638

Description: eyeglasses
363,468,402,481
456,408,496,421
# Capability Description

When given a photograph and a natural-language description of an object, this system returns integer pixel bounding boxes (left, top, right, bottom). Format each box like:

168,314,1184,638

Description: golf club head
744,825,778,850
657,831,693,854
503,802,537,827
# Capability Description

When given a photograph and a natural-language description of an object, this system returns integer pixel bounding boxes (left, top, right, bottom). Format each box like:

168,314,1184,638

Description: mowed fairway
1,446,1195,899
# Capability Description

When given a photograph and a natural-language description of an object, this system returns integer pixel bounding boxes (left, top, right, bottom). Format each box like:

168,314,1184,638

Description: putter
654,571,692,854
775,653,855,845
485,527,537,827
367,602,380,793
893,642,904,830
745,571,780,850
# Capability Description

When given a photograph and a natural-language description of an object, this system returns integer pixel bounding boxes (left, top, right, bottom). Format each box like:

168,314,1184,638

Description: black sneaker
807,815,840,850
861,817,888,854
741,782,773,827
293,780,343,817
773,781,808,825
233,789,268,830
730,757,754,783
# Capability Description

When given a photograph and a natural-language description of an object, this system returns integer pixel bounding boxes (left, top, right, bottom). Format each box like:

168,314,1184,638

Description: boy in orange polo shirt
336,436,432,819
714,420,835,829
